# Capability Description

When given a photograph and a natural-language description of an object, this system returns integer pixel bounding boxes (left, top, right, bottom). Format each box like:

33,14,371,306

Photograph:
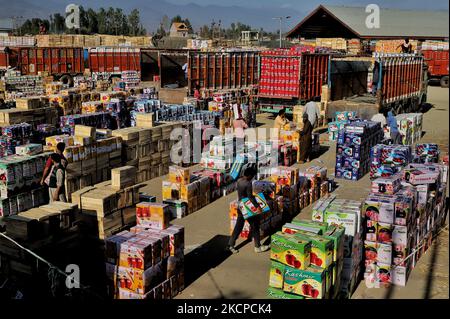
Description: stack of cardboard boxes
71,166,144,240
105,204,185,299
162,166,211,217
268,220,345,299
112,122,190,183
46,125,123,201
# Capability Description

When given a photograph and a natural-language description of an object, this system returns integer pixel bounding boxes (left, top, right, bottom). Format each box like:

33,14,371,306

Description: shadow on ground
184,235,231,289
421,103,434,114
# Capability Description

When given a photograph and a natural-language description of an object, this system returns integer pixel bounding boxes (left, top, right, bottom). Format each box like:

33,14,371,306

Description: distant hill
0,0,303,32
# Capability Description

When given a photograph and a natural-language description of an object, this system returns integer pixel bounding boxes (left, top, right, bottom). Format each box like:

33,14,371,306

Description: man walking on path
48,153,67,203
227,167,270,254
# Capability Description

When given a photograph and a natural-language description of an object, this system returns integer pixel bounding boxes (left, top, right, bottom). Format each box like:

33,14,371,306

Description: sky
0,0,448,32
166,0,449,10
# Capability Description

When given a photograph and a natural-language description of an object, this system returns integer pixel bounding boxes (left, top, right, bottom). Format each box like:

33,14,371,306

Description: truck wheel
440,76,449,88
59,74,74,87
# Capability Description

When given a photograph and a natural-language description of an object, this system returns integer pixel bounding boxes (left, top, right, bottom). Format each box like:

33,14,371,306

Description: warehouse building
286,5,449,41
0,18,14,36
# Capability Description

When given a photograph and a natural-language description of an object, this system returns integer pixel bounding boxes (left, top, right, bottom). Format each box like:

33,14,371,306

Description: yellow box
168,166,190,185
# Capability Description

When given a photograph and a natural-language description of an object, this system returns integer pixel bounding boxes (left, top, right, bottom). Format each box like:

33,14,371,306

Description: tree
171,15,183,24
97,8,107,34
128,9,140,36
86,8,98,34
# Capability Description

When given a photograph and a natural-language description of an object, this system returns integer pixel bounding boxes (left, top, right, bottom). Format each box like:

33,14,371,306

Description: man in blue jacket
384,110,402,145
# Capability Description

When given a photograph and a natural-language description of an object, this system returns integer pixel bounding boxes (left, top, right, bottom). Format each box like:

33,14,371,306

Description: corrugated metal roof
323,5,449,38
288,5,449,39
0,18,14,31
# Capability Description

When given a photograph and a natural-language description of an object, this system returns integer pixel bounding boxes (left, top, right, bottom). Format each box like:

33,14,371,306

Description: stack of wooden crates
71,166,144,240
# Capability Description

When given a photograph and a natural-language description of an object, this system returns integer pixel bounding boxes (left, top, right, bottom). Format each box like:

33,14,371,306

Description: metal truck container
88,47,141,78
18,47,84,77
187,51,259,93
259,49,329,101
422,49,449,88
327,53,428,120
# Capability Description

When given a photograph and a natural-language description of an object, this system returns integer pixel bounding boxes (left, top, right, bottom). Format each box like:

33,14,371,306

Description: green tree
86,8,98,34
128,9,141,36
97,8,108,34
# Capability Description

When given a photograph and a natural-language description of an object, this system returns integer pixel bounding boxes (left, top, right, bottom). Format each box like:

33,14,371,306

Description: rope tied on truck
0,232,104,300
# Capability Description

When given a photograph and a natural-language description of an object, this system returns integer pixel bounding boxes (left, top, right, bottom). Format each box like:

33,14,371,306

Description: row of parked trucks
1,44,448,120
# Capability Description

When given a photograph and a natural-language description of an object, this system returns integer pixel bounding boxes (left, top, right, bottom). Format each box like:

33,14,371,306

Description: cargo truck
422,49,449,88
256,49,330,115
187,50,260,94
0,46,142,86
325,53,428,120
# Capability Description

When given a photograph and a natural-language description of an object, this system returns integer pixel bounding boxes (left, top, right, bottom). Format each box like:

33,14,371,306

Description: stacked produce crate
112,122,185,182
309,196,364,297
162,166,211,217
316,38,347,51
0,202,80,285
0,123,33,158
105,212,185,299
71,166,144,240
0,153,49,217
268,219,346,299
0,36,36,46
362,158,447,288
369,145,412,179
335,120,384,181
45,125,123,201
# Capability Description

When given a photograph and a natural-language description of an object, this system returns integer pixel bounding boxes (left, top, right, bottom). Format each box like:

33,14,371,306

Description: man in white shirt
303,99,320,128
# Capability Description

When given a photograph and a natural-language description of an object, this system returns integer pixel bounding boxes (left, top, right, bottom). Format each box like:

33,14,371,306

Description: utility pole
272,16,291,48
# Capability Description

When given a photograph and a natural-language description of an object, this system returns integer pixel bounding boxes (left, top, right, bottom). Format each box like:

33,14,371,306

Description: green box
291,220,328,235
290,231,334,269
283,265,327,299
267,287,304,299
270,232,311,270
323,224,346,263
269,261,286,289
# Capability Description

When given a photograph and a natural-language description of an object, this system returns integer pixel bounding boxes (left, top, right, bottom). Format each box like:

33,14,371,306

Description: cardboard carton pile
0,202,80,280
311,196,364,297
335,120,384,181
162,166,213,217
71,169,144,240
327,111,356,142
112,122,187,183
1,73,44,98
363,159,447,288
0,107,58,127
414,144,440,164
370,145,412,179
316,38,347,51
0,153,50,216
387,113,423,145
0,123,33,158
105,210,185,299
375,40,418,53
45,126,123,201
268,220,346,299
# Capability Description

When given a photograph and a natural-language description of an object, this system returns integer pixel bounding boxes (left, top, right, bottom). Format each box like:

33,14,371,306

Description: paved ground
139,86,449,299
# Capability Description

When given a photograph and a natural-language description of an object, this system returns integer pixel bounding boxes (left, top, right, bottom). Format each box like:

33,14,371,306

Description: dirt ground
139,86,449,299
